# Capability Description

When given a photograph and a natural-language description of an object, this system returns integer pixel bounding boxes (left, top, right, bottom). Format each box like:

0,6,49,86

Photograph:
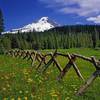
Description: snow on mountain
2,17,59,34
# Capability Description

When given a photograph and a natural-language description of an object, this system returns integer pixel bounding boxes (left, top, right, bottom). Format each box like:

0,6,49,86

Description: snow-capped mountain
2,17,59,34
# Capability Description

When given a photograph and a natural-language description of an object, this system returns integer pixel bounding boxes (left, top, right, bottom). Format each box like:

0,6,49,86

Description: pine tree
0,9,4,34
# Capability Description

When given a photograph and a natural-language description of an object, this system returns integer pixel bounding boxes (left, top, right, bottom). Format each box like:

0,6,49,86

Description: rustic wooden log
68,54,84,81
57,57,72,81
72,54,100,69
13,50,16,57
27,51,32,60
72,62,84,81
22,51,27,59
42,58,53,73
36,54,42,63
23,51,30,60
27,51,35,61
27,51,43,68
30,51,41,67
36,55,47,70
57,54,74,81
7,50,11,56
36,60,43,70
72,54,93,63
53,61,56,67
40,53,52,65
18,51,23,58
11,50,15,57
31,52,37,67
15,50,20,57
56,52,68,57
14,50,20,57
36,53,53,70
42,50,59,73
50,52,84,80
9,51,12,56
91,56,100,70
5,51,10,55
37,53,56,70
17,50,21,57
76,70,100,96
53,58,62,72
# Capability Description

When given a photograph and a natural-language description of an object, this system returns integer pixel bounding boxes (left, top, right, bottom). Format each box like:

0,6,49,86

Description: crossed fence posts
73,54,100,95
6,49,100,96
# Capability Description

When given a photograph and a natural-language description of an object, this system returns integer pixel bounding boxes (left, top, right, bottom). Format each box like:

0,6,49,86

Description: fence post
76,70,100,95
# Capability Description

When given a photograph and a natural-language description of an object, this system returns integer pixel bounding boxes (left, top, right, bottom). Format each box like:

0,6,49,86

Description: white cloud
87,15,100,24
39,0,100,16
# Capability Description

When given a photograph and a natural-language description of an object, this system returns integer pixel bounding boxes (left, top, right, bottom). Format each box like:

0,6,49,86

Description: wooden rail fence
5,49,100,96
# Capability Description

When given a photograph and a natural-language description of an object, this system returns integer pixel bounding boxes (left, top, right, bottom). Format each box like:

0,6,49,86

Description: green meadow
0,48,100,100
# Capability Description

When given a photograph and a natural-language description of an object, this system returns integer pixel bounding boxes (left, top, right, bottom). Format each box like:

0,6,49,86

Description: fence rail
5,49,100,96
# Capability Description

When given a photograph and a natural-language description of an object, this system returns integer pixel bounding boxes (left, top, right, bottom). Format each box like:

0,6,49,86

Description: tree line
0,25,100,52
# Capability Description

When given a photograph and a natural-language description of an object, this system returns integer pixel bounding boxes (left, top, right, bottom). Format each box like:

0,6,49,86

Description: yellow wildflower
3,98,7,100
17,97,21,100
6,84,10,87
50,90,58,97
46,71,51,74
2,87,6,91
11,98,15,100
23,69,29,75
65,97,70,100
24,97,28,100
51,94,58,97
27,78,33,83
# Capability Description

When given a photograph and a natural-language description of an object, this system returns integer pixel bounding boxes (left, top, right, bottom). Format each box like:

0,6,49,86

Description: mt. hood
3,17,59,34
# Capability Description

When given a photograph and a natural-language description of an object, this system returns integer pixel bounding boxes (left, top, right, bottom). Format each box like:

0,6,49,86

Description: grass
0,48,100,100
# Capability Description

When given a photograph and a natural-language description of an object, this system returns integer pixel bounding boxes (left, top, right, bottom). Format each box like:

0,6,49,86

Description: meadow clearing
0,48,100,100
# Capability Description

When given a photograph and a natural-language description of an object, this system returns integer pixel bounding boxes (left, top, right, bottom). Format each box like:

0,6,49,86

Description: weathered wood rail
6,49,100,96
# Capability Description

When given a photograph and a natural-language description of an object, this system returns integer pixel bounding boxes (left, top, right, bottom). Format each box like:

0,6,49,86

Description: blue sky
0,0,100,31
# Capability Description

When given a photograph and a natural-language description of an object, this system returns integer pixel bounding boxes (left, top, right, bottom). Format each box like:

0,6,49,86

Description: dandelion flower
11,98,15,100
65,97,70,100
17,97,21,100
51,94,58,97
46,71,50,74
3,98,7,100
23,69,29,75
50,90,58,97
27,78,33,83
6,84,10,87
24,97,28,100
2,87,6,91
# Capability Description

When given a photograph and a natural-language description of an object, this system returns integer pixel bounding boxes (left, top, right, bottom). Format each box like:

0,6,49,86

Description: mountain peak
38,17,49,22
2,17,59,34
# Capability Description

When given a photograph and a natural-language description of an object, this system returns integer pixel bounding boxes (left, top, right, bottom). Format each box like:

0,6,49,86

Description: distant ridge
2,17,59,34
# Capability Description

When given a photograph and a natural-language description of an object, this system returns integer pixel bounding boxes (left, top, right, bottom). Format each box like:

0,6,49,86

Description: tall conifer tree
0,9,4,34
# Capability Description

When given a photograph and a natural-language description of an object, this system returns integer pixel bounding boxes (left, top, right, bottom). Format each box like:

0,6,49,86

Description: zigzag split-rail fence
5,49,100,96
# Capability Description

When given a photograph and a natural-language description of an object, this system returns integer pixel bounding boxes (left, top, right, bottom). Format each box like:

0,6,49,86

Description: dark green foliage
0,43,4,54
0,9,4,35
0,25,100,50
